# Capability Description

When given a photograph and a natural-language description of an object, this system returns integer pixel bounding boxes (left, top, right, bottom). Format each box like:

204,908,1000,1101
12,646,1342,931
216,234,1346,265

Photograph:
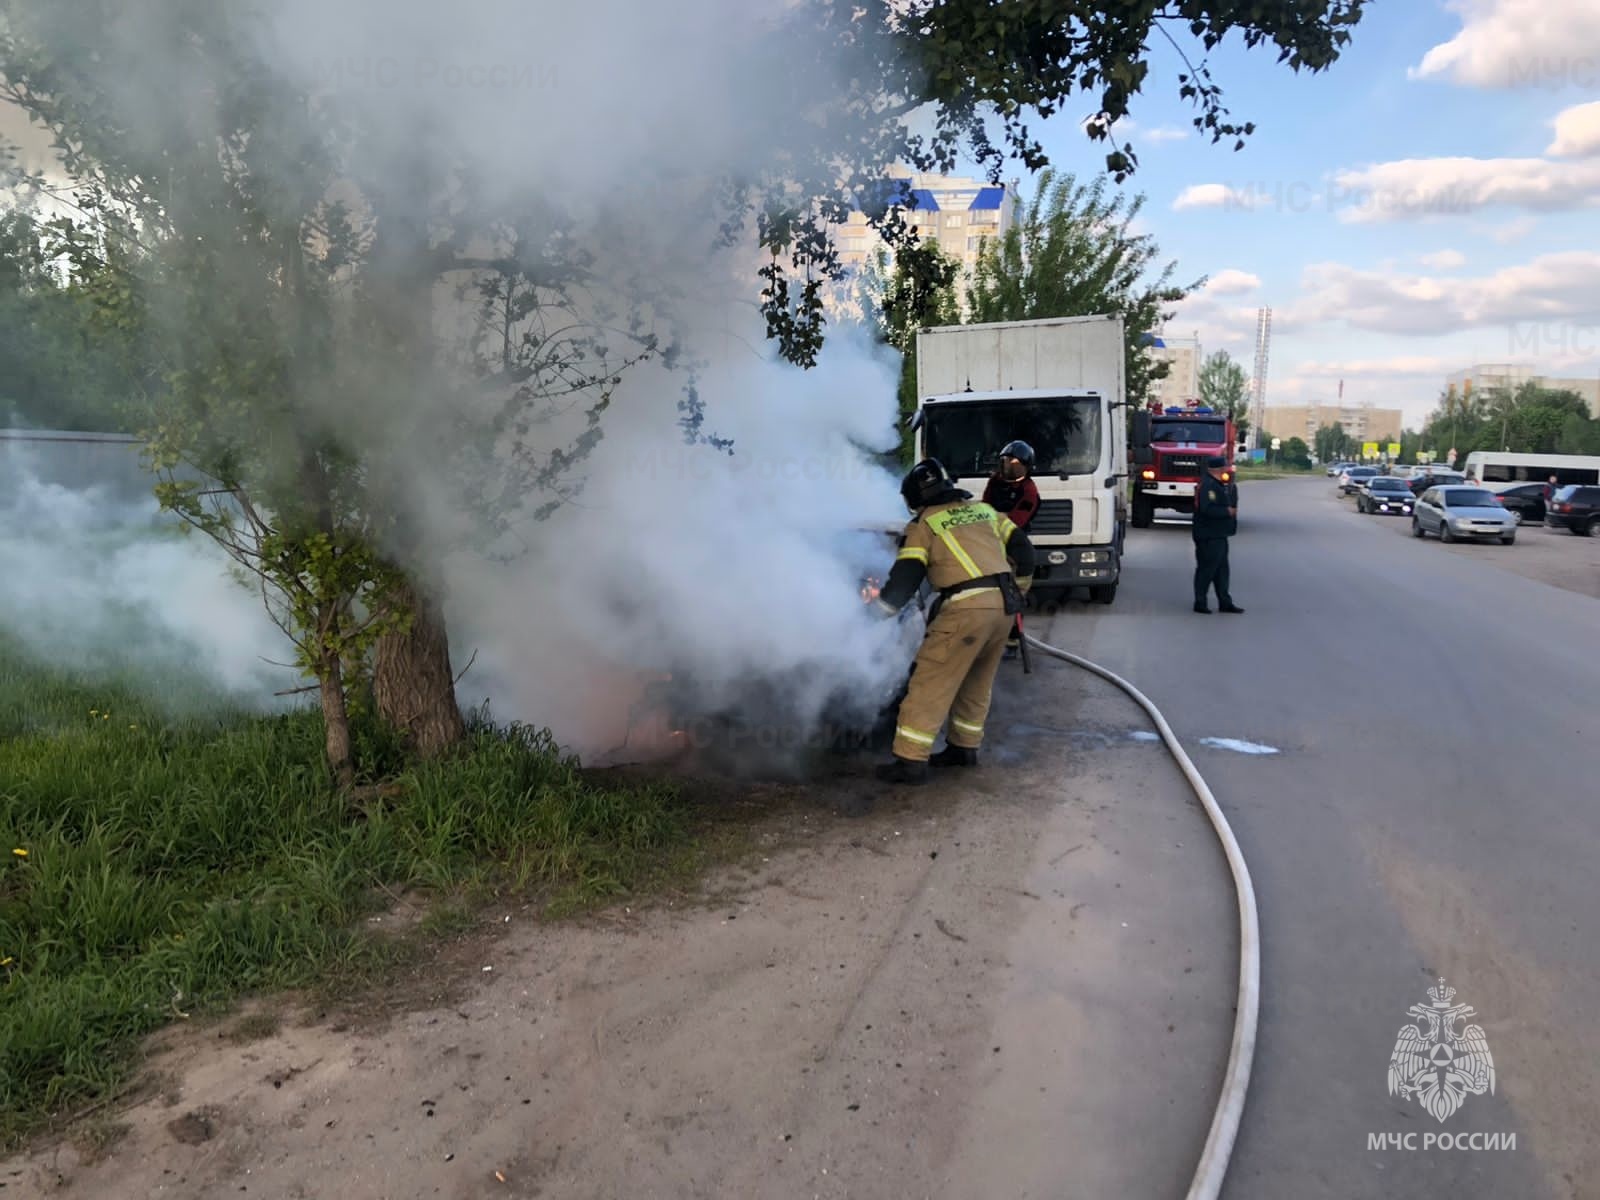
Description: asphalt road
1031,476,1598,1199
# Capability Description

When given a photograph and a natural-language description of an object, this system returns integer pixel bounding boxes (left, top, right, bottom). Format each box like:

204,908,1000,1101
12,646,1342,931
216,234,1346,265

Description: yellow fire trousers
891,599,1013,762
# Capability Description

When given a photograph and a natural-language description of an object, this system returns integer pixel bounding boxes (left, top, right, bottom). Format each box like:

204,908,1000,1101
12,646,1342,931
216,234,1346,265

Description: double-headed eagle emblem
1387,977,1496,1123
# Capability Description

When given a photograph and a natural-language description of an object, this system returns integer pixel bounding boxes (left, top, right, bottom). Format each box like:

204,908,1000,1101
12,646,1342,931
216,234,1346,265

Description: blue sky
974,0,1600,427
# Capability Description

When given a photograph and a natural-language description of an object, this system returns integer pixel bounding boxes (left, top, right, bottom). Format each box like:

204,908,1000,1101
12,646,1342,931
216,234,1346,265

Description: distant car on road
1487,481,1551,525
1326,461,1356,477
1357,476,1415,515
1544,485,1600,536
1408,469,1465,495
1337,466,1379,494
1412,486,1517,544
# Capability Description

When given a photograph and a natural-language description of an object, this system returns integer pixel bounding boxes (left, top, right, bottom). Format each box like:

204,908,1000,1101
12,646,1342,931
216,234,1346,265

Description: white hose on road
1022,631,1261,1200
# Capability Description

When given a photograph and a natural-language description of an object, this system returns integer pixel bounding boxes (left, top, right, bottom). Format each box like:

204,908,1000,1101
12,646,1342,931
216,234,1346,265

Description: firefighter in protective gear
981,440,1041,659
871,458,1037,785
981,440,1041,530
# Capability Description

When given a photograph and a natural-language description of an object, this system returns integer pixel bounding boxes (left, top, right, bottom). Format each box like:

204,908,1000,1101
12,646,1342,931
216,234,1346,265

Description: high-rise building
831,170,1018,279
1145,332,1202,406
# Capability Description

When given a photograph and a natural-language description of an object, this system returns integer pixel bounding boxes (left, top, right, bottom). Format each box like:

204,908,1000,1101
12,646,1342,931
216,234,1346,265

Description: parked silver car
1411,486,1517,544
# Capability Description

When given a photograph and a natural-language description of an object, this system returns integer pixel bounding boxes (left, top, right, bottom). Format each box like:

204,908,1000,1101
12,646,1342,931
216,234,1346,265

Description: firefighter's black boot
929,744,979,768
875,757,929,785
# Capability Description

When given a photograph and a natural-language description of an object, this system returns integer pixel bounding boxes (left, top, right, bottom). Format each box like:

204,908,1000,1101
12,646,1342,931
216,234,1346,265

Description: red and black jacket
981,474,1040,530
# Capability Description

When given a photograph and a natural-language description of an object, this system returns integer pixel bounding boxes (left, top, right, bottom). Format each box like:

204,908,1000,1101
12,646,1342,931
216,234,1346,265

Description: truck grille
1164,454,1203,478
1030,500,1073,535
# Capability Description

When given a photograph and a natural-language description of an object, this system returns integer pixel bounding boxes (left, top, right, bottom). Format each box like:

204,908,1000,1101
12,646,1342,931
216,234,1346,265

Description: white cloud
1164,290,1262,355
1418,249,1468,269
1296,356,1464,379
1547,99,1600,156
1172,183,1261,212
1203,269,1261,295
1411,0,1600,90
1279,251,1600,337
1486,216,1539,243
1143,126,1190,144
1329,156,1600,223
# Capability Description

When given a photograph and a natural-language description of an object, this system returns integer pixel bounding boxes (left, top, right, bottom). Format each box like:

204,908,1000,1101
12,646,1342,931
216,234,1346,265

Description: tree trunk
319,653,357,791
374,576,467,759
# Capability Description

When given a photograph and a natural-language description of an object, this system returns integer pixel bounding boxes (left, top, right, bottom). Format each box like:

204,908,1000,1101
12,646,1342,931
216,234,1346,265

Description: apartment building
1145,332,1201,406
1445,363,1599,417
1261,404,1404,446
832,171,1018,278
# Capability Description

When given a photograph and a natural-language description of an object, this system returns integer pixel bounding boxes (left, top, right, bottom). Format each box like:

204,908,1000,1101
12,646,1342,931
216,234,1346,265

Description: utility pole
1251,307,1272,454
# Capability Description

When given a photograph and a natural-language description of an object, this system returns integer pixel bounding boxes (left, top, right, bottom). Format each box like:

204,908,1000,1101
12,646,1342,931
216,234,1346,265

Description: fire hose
1021,630,1260,1200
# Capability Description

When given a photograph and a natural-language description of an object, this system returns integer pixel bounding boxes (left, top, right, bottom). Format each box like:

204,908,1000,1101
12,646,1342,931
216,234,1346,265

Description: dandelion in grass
11,848,26,859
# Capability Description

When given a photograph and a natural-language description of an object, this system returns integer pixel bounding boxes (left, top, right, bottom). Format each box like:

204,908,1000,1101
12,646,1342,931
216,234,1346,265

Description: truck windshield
922,398,1103,478
1150,419,1227,444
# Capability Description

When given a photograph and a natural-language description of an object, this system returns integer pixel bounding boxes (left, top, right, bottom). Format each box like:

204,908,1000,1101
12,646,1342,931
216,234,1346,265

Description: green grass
0,637,687,1147
1232,464,1315,480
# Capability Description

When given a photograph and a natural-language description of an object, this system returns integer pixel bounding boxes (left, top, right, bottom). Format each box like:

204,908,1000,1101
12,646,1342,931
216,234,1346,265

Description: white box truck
911,314,1128,603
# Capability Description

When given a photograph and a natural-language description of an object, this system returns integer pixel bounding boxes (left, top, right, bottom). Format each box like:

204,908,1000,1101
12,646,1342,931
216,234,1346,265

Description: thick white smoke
252,0,927,755
0,442,301,708
439,315,919,756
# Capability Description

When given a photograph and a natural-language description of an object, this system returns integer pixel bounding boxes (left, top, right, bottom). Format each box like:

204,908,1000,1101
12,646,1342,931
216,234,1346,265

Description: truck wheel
1132,496,1154,528
1090,583,1118,605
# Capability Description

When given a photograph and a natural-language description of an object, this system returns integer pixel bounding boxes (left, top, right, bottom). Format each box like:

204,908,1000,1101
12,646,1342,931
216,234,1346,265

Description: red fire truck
1129,399,1236,527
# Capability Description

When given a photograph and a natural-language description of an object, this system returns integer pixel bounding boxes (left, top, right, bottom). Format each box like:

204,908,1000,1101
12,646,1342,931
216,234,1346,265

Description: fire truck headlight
1140,469,1156,480
1079,550,1109,563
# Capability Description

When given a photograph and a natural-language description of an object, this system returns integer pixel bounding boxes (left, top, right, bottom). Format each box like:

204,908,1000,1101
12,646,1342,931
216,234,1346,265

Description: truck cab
1130,400,1236,527
912,315,1129,605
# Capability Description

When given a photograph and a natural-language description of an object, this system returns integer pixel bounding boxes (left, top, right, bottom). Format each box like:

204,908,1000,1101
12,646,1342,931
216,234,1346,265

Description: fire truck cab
1129,399,1236,527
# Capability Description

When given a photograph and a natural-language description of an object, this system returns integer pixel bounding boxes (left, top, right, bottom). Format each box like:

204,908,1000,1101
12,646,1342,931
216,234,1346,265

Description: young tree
0,5,662,782
1279,436,1312,469
1198,350,1250,440
1314,422,1356,463
965,169,1201,409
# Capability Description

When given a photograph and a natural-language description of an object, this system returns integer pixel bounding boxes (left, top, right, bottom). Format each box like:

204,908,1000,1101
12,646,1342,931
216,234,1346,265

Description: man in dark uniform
1193,454,1244,614
981,440,1041,659
872,458,1036,784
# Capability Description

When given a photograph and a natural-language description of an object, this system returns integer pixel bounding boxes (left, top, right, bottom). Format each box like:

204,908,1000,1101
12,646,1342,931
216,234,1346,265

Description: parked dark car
1357,475,1415,515
1489,482,1550,524
1408,469,1465,495
1544,485,1600,536
1337,466,1379,494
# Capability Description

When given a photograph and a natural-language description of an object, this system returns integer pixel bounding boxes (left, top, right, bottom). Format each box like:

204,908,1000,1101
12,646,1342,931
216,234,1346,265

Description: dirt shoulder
4,656,1237,1200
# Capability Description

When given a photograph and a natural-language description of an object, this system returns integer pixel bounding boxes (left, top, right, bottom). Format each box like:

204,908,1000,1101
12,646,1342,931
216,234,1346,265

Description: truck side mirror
1132,445,1154,466
906,410,924,431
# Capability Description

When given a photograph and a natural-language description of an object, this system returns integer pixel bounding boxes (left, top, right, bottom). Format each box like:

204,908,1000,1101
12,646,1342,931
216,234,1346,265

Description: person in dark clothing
1193,455,1243,614
981,441,1040,658
981,440,1041,530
